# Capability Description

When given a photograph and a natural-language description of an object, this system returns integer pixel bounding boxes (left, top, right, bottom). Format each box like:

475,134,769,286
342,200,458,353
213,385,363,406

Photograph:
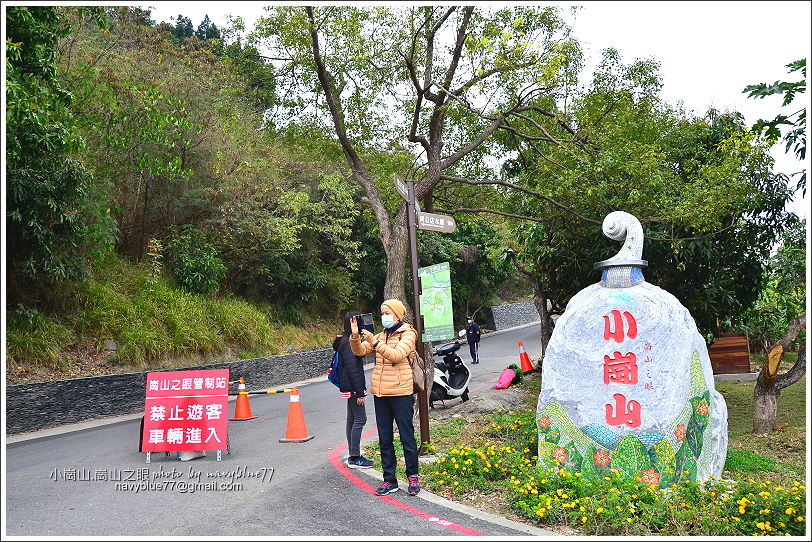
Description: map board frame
418,261,454,342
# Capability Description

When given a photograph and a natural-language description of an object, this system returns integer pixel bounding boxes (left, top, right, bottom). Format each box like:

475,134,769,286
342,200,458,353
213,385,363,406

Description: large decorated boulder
536,211,728,486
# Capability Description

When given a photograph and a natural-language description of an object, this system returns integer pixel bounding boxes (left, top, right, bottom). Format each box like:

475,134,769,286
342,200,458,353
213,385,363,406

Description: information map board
419,261,454,342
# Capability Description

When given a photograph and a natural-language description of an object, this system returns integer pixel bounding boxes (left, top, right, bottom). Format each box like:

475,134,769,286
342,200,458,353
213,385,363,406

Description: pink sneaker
407,476,421,496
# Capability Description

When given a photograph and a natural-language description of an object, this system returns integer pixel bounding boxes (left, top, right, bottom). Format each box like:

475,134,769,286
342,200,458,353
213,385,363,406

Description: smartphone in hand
359,313,375,334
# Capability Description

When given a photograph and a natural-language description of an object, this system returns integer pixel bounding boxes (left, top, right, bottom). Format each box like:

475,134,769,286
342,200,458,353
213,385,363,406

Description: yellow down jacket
349,322,416,397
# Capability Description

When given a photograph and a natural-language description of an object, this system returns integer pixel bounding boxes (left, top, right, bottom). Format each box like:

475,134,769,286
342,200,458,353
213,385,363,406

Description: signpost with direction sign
417,212,456,233
395,176,408,201
397,174,458,452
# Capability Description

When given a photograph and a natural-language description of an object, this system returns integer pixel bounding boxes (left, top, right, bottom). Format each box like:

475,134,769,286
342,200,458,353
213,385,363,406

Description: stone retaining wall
5,348,373,436
7,299,539,435
483,300,540,330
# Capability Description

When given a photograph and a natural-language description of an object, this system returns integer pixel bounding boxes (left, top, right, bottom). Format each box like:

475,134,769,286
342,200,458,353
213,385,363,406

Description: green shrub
79,279,137,338
117,320,171,366
206,297,273,349
156,287,219,354
422,409,807,536
5,305,71,366
165,225,227,294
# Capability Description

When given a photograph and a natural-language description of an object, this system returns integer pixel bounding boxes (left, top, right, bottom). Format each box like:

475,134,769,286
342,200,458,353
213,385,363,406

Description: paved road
5,323,551,537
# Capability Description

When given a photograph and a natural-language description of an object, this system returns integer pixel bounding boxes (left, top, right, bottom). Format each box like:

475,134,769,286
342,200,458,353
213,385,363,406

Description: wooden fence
709,333,751,374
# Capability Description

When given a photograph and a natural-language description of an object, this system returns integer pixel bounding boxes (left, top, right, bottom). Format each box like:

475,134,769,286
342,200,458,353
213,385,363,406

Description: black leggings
373,395,419,483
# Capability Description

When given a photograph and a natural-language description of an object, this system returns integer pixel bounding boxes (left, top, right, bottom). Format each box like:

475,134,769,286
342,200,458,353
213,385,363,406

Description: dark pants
373,395,419,483
346,397,367,457
469,341,479,363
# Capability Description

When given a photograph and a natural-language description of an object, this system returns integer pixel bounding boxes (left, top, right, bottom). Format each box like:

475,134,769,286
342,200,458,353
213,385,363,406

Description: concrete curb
354,464,559,536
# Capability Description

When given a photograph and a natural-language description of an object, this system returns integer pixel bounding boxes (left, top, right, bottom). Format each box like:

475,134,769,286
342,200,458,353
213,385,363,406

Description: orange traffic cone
279,387,314,443
230,377,257,421
518,341,535,373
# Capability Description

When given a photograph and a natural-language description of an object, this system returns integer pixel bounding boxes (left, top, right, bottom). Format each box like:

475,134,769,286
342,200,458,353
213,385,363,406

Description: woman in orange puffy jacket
350,298,421,496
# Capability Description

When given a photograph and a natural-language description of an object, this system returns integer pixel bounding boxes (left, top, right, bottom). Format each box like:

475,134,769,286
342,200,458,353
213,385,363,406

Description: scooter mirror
458,329,466,338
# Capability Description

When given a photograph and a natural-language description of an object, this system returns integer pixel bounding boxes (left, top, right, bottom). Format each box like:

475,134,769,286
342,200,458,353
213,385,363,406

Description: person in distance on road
465,315,481,364
350,299,421,496
334,311,373,469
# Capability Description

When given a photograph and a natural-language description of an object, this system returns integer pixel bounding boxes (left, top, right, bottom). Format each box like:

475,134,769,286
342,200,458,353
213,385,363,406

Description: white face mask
381,314,396,328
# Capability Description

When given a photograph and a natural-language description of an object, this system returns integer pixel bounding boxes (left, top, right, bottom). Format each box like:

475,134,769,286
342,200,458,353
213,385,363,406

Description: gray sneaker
375,481,399,495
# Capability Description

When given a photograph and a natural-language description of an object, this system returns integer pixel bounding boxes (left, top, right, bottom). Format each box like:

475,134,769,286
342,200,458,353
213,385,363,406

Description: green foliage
347,212,388,310
5,306,72,367
6,255,276,368
744,58,806,193
724,449,779,473
168,14,194,42
218,35,278,114
195,15,220,41
500,51,794,336
422,408,807,536
417,219,516,325
212,152,361,313
205,298,273,347
165,225,227,294
58,7,259,258
256,5,583,305
725,219,806,352
5,6,116,304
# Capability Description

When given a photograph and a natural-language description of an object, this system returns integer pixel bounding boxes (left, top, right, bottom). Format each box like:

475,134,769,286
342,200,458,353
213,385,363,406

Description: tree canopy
744,58,806,194
5,4,801,349
6,6,116,306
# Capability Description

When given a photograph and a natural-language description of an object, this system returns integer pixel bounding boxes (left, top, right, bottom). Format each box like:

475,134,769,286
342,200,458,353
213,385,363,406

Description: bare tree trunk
534,286,552,359
753,381,780,436
753,313,806,436
138,181,149,261
512,258,553,358
382,218,410,304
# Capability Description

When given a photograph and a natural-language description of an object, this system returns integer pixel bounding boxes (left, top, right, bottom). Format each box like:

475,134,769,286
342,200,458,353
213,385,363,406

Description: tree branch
438,117,502,170
437,175,744,242
305,7,392,245
438,174,602,225
770,313,807,390
436,6,472,103
431,6,456,35
451,60,539,98
775,338,805,391
434,206,552,224
400,48,430,149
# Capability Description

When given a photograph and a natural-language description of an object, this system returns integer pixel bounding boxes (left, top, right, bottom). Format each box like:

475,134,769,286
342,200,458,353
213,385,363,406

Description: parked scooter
429,331,472,407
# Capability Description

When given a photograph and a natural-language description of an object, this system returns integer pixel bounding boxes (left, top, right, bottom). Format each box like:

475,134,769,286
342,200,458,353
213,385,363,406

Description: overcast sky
139,1,810,217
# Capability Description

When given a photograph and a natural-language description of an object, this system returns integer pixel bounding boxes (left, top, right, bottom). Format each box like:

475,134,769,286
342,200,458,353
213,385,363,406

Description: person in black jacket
333,311,373,468
466,316,481,364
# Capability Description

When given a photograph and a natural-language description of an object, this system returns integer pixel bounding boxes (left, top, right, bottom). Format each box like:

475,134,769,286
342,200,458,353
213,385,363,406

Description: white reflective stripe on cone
290,395,300,402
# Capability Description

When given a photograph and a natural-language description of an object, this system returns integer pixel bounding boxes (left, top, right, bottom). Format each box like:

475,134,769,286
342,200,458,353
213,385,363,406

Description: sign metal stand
399,174,457,454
